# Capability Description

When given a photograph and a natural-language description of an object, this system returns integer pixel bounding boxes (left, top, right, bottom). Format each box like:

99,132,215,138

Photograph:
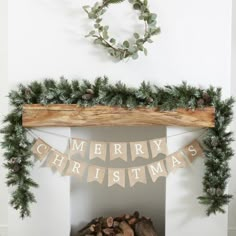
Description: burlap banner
70,138,88,159
147,160,168,182
47,149,68,174
31,137,204,188
166,151,187,172
89,141,107,161
65,160,86,177
130,141,149,161
149,138,168,158
110,142,127,161
31,138,51,161
128,165,147,187
108,168,125,188
87,165,106,184
183,140,204,163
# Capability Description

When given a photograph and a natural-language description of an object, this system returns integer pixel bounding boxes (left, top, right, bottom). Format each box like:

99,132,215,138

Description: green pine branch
1,77,234,218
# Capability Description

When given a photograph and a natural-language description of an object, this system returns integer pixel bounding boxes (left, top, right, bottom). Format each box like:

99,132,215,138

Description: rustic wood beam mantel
22,104,215,128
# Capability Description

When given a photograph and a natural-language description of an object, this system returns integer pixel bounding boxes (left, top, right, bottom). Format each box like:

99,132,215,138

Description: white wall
0,0,8,235
229,0,236,235
4,0,233,236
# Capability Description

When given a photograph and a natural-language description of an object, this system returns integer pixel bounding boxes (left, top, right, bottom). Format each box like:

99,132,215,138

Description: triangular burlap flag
128,166,147,187
110,142,127,161
47,149,68,174
147,160,168,182
70,138,87,159
130,141,149,161
166,151,187,173
87,165,106,184
31,138,51,161
183,140,204,162
65,160,86,177
108,168,125,188
89,141,107,161
149,138,168,158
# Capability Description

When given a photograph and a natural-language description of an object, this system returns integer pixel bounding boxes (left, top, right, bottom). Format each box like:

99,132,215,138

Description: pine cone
202,92,211,103
13,164,20,172
207,188,216,195
82,93,93,100
211,137,218,147
197,98,204,106
86,88,94,95
10,157,17,164
216,188,223,196
146,97,154,103
25,88,32,97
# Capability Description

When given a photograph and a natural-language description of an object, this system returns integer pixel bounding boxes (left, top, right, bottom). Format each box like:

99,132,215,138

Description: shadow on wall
70,126,167,236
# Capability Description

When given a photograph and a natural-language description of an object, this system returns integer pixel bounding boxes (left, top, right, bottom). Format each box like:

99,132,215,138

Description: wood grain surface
22,104,215,128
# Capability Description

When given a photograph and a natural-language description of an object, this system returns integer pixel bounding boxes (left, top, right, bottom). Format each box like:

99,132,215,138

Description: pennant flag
65,160,86,177
31,138,51,161
87,165,106,184
108,168,125,188
147,160,168,182
166,151,187,172
30,136,205,188
130,141,149,161
70,138,87,159
47,149,68,174
128,166,147,187
89,141,107,161
149,138,168,158
110,142,127,161
183,140,204,162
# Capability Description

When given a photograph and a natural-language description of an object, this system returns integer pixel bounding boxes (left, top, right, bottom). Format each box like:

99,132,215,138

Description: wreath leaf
104,0,126,5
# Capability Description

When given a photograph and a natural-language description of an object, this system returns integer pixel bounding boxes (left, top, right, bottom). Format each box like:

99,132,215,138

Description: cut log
128,217,138,225
103,228,115,235
77,223,95,236
133,211,140,219
102,216,114,228
76,212,158,236
134,219,158,236
113,221,120,228
94,223,102,233
114,215,125,222
124,214,131,220
119,221,134,236
114,227,122,234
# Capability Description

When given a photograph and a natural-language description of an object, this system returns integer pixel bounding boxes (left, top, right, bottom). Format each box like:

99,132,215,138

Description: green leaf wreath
1,77,234,218
83,0,160,60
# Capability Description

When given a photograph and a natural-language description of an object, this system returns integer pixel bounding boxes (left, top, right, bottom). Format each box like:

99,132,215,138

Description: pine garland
1,77,234,218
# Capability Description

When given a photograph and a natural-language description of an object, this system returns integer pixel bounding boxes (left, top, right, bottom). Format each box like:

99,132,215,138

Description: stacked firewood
76,211,158,236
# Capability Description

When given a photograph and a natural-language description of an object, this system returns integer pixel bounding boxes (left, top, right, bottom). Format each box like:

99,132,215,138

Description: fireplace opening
70,127,166,236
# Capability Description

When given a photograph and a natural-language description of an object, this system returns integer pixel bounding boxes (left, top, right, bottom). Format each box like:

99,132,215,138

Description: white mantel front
5,0,233,235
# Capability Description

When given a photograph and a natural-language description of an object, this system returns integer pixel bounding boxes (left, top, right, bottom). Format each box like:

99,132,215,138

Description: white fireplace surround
70,126,166,236
1,0,236,235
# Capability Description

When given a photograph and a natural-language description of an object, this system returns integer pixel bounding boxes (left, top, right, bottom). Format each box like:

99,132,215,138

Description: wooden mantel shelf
22,104,215,128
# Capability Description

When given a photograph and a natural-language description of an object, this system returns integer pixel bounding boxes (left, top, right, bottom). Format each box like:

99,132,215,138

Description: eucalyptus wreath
1,77,234,218
83,0,160,60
